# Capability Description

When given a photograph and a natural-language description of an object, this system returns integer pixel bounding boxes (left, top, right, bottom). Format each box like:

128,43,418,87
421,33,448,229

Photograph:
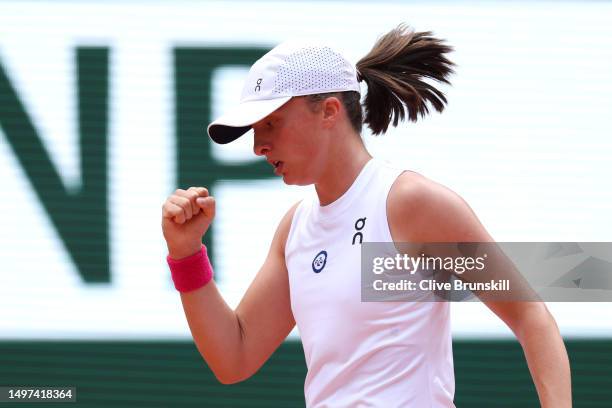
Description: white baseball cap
207,40,361,144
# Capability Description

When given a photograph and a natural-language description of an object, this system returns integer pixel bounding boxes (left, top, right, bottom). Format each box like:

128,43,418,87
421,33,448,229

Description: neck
314,133,372,206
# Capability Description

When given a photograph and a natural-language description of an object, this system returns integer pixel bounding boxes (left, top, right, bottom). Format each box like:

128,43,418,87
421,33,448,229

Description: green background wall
0,339,610,407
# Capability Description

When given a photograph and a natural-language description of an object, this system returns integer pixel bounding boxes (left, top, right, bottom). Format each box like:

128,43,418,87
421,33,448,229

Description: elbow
216,376,244,385
215,374,239,385
209,357,252,385
208,362,242,385
214,369,252,385
193,342,251,384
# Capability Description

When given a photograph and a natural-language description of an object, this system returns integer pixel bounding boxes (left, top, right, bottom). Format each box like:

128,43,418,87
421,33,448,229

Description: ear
321,97,341,129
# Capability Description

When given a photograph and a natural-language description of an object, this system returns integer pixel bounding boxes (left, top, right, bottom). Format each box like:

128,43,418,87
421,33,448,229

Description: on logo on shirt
352,217,367,245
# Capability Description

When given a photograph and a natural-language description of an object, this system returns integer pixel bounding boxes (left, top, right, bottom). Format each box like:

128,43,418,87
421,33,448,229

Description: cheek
283,121,326,171
295,133,323,165
284,126,315,156
295,135,328,182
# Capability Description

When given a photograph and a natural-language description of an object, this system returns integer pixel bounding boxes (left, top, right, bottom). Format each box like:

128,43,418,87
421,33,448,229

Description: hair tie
356,68,364,82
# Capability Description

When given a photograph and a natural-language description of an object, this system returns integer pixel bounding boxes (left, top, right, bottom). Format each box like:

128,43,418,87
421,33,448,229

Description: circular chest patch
312,250,328,273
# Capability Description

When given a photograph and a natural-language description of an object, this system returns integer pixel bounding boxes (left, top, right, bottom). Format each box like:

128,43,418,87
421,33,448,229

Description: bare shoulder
387,170,464,215
387,170,494,242
271,200,302,256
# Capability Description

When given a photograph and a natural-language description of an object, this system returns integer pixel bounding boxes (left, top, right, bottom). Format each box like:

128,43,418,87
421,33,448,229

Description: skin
161,96,571,407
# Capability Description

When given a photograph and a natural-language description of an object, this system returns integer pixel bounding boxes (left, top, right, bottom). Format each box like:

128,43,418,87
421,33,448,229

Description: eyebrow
263,115,281,125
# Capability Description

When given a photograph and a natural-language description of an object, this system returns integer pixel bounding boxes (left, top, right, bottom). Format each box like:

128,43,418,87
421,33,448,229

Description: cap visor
207,97,292,144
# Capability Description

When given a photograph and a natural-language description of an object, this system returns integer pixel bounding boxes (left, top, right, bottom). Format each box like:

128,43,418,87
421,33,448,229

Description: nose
253,132,271,156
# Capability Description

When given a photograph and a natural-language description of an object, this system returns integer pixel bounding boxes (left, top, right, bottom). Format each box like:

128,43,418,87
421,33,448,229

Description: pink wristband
167,245,214,292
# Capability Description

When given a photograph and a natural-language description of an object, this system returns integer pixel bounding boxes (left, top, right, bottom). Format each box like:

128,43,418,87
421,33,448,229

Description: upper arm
233,201,300,381
387,172,543,335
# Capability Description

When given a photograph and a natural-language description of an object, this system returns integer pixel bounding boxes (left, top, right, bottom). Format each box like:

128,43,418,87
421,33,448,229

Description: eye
266,121,273,128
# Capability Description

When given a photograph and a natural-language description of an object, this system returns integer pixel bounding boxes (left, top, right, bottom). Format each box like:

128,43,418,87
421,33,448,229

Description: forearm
180,281,245,384
517,304,571,407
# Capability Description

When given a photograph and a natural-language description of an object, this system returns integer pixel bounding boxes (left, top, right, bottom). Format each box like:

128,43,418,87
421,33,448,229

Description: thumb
196,196,216,216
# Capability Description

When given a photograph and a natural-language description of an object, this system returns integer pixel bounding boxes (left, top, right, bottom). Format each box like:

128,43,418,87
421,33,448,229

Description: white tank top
285,158,455,407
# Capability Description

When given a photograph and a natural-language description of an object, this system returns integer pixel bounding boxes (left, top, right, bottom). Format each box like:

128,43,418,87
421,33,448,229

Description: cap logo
255,78,263,92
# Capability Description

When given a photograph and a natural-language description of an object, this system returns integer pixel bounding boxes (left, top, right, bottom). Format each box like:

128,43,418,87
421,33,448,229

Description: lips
267,159,284,175
273,161,284,175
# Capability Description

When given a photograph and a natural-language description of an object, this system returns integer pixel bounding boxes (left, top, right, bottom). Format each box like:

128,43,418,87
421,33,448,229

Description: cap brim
207,97,292,144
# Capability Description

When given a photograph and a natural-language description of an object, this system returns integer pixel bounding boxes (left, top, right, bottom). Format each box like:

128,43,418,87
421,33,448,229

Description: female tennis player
161,24,571,407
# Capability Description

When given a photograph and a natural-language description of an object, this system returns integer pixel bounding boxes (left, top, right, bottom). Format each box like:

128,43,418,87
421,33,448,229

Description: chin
282,176,299,186
282,173,312,187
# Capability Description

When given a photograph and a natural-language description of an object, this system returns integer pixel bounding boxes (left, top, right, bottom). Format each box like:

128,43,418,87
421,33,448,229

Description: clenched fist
162,187,215,259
